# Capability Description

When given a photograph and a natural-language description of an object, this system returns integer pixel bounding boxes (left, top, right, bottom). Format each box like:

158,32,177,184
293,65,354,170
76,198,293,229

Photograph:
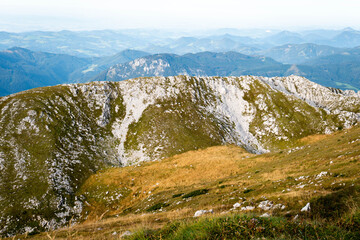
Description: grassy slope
17,125,360,239
0,83,125,236
2,76,358,237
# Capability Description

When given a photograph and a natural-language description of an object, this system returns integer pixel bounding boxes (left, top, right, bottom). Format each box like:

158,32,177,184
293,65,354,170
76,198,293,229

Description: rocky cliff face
0,75,359,236
93,52,282,82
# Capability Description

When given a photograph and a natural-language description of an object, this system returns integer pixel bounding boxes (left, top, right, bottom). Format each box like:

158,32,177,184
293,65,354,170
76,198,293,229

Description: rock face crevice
0,75,359,236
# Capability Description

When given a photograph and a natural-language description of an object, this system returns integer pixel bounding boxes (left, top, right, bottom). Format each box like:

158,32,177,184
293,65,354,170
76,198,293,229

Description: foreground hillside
0,75,359,236
17,125,360,239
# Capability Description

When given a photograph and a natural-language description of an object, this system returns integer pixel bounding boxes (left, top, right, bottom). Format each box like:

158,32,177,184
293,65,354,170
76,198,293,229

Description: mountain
239,47,360,91
299,47,360,90
1,28,360,59
3,47,360,98
264,31,305,45
242,63,360,91
0,75,359,236
263,43,342,64
182,51,279,74
300,29,342,39
95,53,204,81
93,50,360,91
164,35,263,55
304,46,360,64
92,49,150,68
0,30,153,57
69,49,150,83
330,28,360,47
0,47,90,96
262,28,360,48
0,48,150,96
94,52,282,82
202,28,281,38
209,34,257,45
0,30,263,57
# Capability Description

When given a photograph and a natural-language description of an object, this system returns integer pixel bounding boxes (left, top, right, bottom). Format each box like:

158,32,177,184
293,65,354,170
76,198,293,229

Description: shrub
243,189,254,194
172,193,184,198
182,189,209,199
146,202,170,212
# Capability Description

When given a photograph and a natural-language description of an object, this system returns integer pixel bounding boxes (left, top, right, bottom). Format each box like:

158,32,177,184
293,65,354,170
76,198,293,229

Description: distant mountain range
1,28,360,58
0,30,152,57
0,48,150,96
261,43,341,64
1,46,360,97
248,47,360,90
95,49,360,91
70,49,150,83
0,47,90,96
94,52,281,82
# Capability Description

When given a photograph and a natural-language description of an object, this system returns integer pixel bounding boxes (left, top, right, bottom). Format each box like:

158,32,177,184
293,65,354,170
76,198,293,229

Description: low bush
182,189,209,199
243,189,254,194
146,202,170,212
172,193,184,198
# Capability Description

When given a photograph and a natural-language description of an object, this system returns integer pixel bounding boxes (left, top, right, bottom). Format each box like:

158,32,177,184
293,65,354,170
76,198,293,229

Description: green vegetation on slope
78,125,360,219
0,76,359,237
12,125,360,239
129,213,360,240
0,83,125,236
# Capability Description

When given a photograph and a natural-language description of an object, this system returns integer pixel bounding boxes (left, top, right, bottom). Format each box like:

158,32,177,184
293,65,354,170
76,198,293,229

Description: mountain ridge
262,43,342,64
0,75,359,236
93,50,360,91
2,28,360,58
2,46,360,98
94,52,282,82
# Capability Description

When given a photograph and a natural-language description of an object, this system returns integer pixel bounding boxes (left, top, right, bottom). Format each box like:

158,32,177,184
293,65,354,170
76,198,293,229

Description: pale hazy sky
0,0,359,31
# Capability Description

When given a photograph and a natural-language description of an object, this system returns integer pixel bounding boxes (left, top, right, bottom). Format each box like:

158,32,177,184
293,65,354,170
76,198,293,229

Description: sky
0,0,359,32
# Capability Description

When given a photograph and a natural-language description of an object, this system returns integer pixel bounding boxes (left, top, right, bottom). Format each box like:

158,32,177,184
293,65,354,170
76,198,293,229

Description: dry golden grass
259,169,288,181
81,125,360,218
21,208,196,240
299,133,328,144
81,145,254,217
96,144,251,188
17,125,360,239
